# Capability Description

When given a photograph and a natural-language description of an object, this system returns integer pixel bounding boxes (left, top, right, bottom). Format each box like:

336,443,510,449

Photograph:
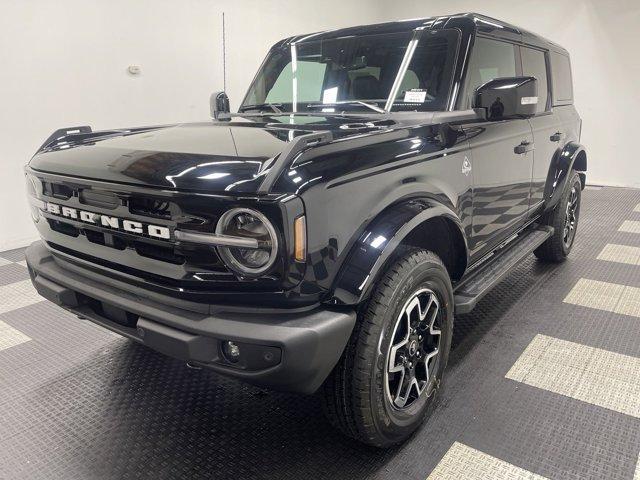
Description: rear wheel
534,171,582,262
322,249,453,447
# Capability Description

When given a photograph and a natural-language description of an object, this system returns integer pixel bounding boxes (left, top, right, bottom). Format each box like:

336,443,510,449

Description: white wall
1,0,638,250
0,0,385,251
387,0,640,188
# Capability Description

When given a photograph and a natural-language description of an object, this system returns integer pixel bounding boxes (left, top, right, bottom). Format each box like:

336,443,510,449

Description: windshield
241,29,460,114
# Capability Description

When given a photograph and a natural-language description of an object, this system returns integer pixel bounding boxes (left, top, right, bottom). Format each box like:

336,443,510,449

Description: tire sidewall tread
322,248,453,447
535,171,582,262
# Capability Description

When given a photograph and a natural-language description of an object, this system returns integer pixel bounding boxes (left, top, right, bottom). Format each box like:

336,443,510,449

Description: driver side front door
461,37,534,260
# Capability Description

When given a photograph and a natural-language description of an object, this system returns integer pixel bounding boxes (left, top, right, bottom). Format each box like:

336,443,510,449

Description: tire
534,170,582,262
322,249,454,447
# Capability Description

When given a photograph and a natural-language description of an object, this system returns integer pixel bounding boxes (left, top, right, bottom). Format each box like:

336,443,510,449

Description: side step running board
454,226,554,314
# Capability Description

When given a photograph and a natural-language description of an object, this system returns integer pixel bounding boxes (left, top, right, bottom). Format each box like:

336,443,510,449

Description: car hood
28,115,392,193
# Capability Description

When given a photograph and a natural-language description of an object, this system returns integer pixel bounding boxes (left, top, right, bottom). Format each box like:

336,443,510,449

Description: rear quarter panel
557,105,581,144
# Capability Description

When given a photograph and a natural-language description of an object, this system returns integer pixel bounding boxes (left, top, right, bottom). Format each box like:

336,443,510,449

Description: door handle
514,141,534,155
549,131,564,142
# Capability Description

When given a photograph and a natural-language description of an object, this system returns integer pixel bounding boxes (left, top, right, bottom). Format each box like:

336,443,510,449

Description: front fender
328,199,467,306
544,141,587,211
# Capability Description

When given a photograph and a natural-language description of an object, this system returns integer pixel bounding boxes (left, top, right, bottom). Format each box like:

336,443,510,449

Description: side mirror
473,76,538,121
210,91,230,120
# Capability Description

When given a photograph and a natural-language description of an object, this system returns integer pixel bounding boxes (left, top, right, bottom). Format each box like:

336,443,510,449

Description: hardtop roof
276,12,568,56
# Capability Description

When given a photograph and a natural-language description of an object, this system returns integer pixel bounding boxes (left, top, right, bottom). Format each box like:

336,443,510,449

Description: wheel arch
328,198,468,306
573,149,587,189
544,141,587,211
401,216,467,281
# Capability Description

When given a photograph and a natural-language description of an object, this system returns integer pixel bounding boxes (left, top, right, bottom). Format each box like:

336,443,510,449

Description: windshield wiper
307,101,385,114
238,103,283,114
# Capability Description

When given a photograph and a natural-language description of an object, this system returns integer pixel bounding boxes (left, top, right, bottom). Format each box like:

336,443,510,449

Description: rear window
550,52,573,105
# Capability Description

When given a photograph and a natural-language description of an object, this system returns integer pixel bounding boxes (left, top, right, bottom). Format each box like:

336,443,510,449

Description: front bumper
25,241,356,394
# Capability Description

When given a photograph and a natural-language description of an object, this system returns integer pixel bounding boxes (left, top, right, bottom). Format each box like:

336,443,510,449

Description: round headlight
215,208,278,276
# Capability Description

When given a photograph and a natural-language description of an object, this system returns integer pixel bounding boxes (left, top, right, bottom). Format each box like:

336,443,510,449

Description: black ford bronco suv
24,13,586,447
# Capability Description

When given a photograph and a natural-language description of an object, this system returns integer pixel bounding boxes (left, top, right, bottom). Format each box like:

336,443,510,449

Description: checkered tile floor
1,187,640,479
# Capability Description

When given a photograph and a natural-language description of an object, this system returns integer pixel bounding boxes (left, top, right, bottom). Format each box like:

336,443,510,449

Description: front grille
84,228,107,247
84,228,127,250
47,241,248,292
48,218,79,237
129,196,172,219
80,189,119,209
36,178,238,288
43,182,73,200
47,213,186,264
134,241,184,264
33,174,285,294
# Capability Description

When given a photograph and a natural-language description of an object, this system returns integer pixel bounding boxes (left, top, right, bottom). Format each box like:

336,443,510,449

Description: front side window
241,30,459,114
462,37,517,108
521,47,549,113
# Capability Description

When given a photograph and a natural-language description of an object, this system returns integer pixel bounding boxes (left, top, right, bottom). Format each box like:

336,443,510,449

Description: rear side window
521,47,549,113
463,37,517,107
550,52,573,105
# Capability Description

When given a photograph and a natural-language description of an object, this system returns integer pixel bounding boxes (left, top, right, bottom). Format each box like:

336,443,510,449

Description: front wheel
322,249,453,447
534,170,582,262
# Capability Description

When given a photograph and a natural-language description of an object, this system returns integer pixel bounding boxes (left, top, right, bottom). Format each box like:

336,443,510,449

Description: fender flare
544,141,587,211
328,198,468,306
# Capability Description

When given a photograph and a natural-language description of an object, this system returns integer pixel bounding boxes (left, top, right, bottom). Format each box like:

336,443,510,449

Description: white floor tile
563,278,625,313
0,257,12,267
634,203,640,213
619,220,640,234
617,286,640,318
597,244,640,266
506,334,640,418
0,320,31,351
563,278,640,318
16,260,28,268
0,279,44,315
427,442,547,479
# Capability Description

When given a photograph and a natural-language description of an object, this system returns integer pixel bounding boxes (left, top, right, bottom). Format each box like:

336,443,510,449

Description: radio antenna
222,12,227,92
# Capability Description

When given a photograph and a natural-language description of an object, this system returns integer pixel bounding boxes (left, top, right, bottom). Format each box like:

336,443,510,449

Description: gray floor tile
0,246,27,262
0,262,32,286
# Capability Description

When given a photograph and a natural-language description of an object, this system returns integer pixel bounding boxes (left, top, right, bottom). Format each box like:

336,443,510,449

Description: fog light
222,341,241,363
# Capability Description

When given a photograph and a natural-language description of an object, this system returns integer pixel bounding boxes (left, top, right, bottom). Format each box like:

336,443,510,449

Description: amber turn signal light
294,215,306,262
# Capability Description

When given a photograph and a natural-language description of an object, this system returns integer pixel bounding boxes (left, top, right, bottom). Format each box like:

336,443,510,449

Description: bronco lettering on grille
44,202,171,239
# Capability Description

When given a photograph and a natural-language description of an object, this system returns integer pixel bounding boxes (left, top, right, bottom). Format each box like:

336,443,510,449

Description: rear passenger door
462,37,535,259
520,45,561,211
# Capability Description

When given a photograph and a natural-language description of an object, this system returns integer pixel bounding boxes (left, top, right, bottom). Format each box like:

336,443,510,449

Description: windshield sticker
403,89,427,103
322,87,338,104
